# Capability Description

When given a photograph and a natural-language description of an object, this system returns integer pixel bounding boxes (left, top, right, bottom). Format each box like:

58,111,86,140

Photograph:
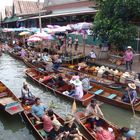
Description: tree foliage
93,0,140,49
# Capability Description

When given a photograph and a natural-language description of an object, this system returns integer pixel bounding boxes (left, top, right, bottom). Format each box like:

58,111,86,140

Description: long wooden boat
8,50,24,61
75,111,135,140
25,68,94,106
0,81,23,115
61,68,140,113
22,104,88,140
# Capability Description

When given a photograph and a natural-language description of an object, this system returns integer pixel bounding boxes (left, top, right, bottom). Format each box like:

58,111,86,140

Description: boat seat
39,129,49,138
107,94,117,99
0,92,8,98
93,89,104,95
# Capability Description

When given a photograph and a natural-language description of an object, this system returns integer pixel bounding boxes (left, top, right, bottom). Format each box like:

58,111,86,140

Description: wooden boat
0,81,23,115
22,104,88,140
61,68,140,113
8,50,23,61
25,68,94,106
75,111,135,140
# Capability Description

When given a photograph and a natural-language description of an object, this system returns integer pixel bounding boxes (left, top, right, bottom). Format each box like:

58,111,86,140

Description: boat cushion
88,86,93,90
107,94,117,99
0,92,8,98
39,129,48,138
93,89,104,95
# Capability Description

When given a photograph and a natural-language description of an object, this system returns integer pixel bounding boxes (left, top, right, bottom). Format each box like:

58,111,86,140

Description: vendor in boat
31,98,47,122
81,74,92,91
52,54,62,71
69,79,84,99
21,82,35,105
121,83,138,103
62,114,83,140
84,99,104,130
45,58,53,72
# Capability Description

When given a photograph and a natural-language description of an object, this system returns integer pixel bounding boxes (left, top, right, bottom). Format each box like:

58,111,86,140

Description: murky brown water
0,54,140,140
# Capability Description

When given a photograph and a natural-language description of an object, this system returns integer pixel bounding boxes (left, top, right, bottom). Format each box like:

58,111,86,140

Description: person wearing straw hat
124,46,134,71
62,114,83,140
21,82,35,105
121,83,138,103
69,79,84,99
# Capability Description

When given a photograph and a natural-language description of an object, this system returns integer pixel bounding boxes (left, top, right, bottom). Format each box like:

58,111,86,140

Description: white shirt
75,84,84,99
85,104,103,117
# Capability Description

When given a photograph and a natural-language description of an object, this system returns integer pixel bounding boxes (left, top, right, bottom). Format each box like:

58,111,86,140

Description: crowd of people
21,83,136,140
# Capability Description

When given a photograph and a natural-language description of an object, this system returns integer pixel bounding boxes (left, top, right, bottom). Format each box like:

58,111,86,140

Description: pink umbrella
28,37,42,42
32,32,54,40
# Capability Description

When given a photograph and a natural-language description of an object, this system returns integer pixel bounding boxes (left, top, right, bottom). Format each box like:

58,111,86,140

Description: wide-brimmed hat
127,46,132,49
71,79,82,86
52,119,62,127
128,83,136,90
23,81,28,86
64,114,75,124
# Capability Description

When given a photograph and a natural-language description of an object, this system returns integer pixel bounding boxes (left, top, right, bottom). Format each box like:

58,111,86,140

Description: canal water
0,53,140,140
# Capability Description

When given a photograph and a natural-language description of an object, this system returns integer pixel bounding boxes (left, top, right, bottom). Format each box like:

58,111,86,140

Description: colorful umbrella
28,37,42,42
32,32,54,40
19,31,31,36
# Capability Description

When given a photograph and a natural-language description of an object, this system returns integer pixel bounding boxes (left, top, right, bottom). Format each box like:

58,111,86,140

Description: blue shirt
124,130,136,138
31,104,47,118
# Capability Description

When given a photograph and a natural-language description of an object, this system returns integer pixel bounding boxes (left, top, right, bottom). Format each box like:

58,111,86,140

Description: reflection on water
0,54,140,140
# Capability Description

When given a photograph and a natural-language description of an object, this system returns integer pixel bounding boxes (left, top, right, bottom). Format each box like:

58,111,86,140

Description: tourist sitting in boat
120,127,136,140
85,99,104,130
81,74,92,91
42,114,53,135
48,119,64,140
121,83,138,103
96,126,115,140
21,82,35,105
70,72,80,83
69,79,84,99
62,114,83,140
54,75,66,88
31,98,47,122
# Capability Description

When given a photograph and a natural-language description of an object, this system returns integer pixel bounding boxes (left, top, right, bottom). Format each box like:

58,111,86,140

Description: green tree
93,0,140,50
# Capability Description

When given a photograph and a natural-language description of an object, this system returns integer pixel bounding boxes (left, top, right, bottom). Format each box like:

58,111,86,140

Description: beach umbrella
19,31,31,36
28,37,42,42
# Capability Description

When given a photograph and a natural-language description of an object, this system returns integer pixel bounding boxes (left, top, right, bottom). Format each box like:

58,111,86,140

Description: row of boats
0,49,138,139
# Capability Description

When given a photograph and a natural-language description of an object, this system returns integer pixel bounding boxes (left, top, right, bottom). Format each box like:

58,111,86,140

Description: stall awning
19,7,97,21
3,16,19,23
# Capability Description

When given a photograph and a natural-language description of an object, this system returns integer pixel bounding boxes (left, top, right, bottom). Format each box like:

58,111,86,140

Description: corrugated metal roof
44,0,87,7
5,6,13,17
13,0,43,16
19,7,97,21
